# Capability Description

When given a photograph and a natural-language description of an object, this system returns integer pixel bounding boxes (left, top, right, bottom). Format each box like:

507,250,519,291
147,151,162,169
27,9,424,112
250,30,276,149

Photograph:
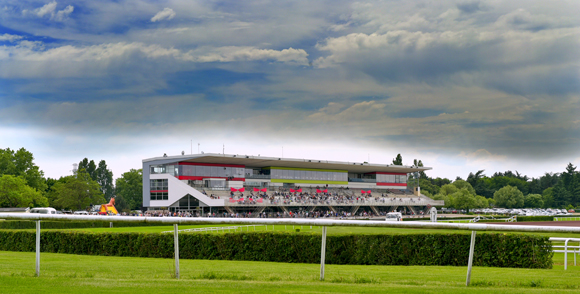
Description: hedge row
516,216,554,222
0,220,162,230
0,231,552,269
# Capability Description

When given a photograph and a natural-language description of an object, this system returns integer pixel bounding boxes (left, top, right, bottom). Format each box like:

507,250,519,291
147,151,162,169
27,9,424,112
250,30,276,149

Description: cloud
151,8,176,22
0,34,23,42
34,1,57,18
0,41,309,78
54,5,73,21
23,1,74,21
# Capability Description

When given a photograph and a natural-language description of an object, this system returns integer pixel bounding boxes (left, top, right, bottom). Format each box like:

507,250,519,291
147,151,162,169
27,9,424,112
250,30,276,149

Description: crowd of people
227,189,425,206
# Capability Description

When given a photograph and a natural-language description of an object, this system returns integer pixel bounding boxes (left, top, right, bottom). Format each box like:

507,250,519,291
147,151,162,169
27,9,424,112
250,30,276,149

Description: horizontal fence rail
0,212,577,286
1,213,579,233
555,217,580,221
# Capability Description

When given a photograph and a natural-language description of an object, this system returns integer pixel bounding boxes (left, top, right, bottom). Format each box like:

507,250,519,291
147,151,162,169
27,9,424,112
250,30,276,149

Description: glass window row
377,174,407,183
150,179,168,190
271,169,347,181
151,164,244,178
150,192,168,200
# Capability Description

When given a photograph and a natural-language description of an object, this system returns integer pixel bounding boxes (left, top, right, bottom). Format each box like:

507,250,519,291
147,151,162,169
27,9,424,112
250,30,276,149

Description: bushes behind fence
516,216,554,222
0,231,552,269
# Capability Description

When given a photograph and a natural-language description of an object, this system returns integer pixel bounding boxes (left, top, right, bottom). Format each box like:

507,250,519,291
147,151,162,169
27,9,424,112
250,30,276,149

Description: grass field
1,251,580,293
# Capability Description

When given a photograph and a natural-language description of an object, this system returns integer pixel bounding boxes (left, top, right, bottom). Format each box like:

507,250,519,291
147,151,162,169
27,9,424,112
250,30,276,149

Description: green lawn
1,251,580,293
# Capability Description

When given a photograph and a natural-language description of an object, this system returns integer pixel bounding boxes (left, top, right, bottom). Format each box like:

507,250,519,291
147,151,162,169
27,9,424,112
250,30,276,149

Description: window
150,179,168,200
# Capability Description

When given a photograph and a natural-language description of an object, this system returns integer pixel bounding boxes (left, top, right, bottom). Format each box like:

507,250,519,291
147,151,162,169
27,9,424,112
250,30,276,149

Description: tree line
398,152,580,210
0,148,142,212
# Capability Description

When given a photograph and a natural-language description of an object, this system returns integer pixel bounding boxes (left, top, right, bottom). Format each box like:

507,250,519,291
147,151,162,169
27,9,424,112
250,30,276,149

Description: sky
1,0,579,181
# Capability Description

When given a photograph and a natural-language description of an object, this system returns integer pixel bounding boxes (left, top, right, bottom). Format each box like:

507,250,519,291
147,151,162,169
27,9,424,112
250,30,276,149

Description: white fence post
174,224,180,279
36,220,40,277
466,231,476,286
565,239,569,270
320,226,327,281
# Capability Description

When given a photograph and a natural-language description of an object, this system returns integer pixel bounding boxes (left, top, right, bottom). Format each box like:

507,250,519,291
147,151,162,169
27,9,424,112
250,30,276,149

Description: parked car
385,212,403,222
29,207,57,214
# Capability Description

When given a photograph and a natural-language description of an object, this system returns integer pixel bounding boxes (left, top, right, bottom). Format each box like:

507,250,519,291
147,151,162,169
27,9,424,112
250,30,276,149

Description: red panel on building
178,162,245,168
177,176,245,182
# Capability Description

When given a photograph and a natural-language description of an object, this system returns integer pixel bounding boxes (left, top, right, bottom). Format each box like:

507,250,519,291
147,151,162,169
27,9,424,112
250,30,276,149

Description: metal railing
549,237,580,270
0,213,576,286
162,225,265,233
226,199,444,207
554,217,580,221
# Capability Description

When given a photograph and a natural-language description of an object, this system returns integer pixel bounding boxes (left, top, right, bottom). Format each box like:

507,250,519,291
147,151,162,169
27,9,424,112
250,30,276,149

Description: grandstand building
142,153,444,217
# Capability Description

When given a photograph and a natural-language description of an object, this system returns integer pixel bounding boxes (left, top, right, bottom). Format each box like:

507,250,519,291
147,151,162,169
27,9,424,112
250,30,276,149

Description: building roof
144,153,431,174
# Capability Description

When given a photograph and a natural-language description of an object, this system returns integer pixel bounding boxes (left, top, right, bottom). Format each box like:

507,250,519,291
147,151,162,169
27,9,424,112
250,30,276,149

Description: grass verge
1,251,579,293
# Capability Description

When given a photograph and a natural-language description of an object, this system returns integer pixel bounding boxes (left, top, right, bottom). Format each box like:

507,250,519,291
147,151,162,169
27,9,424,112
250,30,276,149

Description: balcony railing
245,174,271,179
225,199,445,207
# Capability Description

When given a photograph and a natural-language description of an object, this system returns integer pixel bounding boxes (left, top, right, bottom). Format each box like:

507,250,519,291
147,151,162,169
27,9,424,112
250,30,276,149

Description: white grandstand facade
142,153,444,217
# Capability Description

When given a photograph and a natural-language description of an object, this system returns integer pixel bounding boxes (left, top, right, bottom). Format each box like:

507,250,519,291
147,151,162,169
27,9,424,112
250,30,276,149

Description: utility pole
198,143,200,154
191,140,192,154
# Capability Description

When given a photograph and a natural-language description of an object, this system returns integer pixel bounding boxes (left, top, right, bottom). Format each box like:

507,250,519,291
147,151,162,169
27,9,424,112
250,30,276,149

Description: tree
438,183,459,196
96,160,114,200
493,185,524,208
542,187,554,208
0,148,47,192
392,154,403,165
115,169,143,210
451,180,476,196
451,188,477,212
51,169,105,210
0,175,48,207
524,194,544,208
78,158,97,180
475,195,491,208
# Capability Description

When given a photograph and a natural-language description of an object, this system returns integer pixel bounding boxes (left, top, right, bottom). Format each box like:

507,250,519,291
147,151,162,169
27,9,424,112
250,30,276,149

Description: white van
385,212,403,222
29,207,58,214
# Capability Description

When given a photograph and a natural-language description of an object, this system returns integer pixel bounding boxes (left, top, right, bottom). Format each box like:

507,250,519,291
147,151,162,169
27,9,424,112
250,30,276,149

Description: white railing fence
550,237,580,270
0,213,577,286
555,217,580,221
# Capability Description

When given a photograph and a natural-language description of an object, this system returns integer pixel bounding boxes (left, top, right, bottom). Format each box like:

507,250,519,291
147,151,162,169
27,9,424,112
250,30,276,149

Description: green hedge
516,216,554,222
0,231,552,269
0,220,161,230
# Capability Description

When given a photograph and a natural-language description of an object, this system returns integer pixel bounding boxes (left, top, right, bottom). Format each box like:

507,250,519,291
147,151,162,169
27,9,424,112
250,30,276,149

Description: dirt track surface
485,221,580,227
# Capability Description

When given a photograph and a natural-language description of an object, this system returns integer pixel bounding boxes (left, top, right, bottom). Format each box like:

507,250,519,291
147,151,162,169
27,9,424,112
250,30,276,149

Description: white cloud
0,34,23,42
23,1,74,21
151,8,176,22
54,5,74,21
34,1,57,18
0,41,309,78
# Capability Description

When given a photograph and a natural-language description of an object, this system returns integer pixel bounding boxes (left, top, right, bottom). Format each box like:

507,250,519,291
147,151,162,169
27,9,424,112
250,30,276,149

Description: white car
385,212,403,222
73,211,89,215
29,207,57,214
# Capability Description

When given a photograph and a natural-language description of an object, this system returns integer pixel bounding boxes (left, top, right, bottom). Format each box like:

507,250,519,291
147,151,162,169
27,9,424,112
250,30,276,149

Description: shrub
516,216,554,222
0,231,552,269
